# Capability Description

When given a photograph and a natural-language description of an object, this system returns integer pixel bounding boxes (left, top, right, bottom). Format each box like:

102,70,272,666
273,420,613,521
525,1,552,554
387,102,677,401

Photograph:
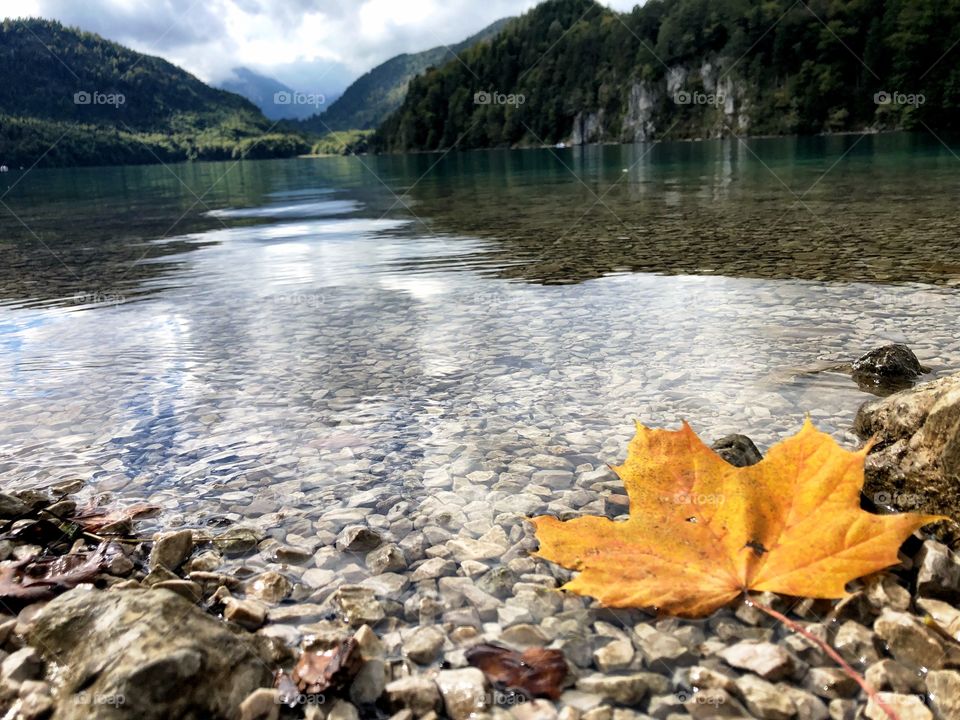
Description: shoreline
2,364,958,719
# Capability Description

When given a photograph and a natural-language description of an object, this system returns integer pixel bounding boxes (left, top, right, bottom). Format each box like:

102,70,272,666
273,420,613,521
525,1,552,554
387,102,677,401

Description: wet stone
336,525,383,554
717,641,794,680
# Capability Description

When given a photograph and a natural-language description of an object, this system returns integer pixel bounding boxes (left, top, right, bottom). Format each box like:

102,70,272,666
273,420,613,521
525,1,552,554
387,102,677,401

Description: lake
1,132,959,547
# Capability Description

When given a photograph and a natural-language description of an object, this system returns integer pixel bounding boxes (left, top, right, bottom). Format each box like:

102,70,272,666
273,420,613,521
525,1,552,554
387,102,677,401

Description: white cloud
1,0,641,91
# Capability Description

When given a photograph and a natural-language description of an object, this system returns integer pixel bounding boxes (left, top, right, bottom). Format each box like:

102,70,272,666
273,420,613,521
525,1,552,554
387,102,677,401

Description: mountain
299,17,511,133
218,67,340,121
0,18,309,167
375,0,960,152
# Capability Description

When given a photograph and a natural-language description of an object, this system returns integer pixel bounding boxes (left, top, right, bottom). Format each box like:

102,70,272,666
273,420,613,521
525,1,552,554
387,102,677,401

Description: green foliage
374,0,960,152
0,18,310,167
310,130,375,156
298,18,511,133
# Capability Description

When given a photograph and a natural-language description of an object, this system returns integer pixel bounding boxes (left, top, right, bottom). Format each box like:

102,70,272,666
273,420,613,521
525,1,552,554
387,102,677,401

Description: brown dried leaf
291,638,362,694
0,541,124,604
465,643,567,700
70,502,159,533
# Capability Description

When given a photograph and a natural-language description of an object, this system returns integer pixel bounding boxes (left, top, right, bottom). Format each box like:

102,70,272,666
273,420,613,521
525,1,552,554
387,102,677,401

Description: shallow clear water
1,132,959,537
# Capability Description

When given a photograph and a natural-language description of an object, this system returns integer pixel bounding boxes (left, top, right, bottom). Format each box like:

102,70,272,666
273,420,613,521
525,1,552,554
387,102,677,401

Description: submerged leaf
465,643,567,699
0,541,124,604
532,420,944,617
291,638,362,694
70,502,159,533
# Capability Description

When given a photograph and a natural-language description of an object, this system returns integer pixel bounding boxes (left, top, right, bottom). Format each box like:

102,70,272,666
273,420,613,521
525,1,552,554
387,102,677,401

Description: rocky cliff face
569,59,752,146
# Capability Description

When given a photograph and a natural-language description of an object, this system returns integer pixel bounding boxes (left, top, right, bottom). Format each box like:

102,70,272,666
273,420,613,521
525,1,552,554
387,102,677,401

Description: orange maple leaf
531,420,944,617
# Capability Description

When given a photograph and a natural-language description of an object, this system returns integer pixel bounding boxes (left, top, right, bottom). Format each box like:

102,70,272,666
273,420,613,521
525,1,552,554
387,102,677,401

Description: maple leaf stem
748,597,900,720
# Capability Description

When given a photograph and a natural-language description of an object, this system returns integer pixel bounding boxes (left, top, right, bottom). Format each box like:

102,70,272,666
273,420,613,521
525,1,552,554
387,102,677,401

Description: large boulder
29,587,273,720
854,373,960,525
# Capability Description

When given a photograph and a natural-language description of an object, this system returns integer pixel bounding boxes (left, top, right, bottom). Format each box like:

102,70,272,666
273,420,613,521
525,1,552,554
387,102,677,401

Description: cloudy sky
3,0,640,94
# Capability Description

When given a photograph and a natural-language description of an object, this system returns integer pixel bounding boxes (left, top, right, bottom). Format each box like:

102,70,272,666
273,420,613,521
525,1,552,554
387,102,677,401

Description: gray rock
805,668,858,699
350,658,386,705
327,700,361,720
576,673,666,705
384,676,442,716
781,687,829,720
405,625,446,665
149,530,193,571
833,621,881,668
864,660,921,694
634,624,695,668
152,580,203,603
436,668,487,720
0,493,30,519
854,373,960,525
366,544,407,574
411,557,456,581
829,699,858,720
245,571,293,603
925,670,960,720
865,692,932,720
1,647,42,683
223,597,268,630
213,527,262,556
734,675,796,720
590,638,632,673
333,586,386,627
874,609,945,671
476,567,518,598
711,435,763,467
718,641,794,680
336,525,383,553
29,588,271,720
916,541,960,601
852,344,925,380
239,688,279,720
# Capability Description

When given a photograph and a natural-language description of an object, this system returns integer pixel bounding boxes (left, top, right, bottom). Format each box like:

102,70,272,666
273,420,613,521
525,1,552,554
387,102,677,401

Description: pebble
223,597,268,630
436,668,488,720
593,639,634,672
384,676,442,716
833,621,881,668
149,530,194,571
405,625,446,665
239,688,279,720
734,675,796,720
865,693,932,720
873,609,946,670
245,571,293,603
412,558,456,581
333,586,386,626
337,525,384,553
925,670,960,719
576,673,667,705
864,659,920,694
717,641,794,680
916,541,960,601
0,647,42,683
367,544,407,574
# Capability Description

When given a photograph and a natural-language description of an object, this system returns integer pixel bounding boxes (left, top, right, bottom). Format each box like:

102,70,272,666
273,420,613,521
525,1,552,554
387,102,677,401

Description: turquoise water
0,132,958,531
